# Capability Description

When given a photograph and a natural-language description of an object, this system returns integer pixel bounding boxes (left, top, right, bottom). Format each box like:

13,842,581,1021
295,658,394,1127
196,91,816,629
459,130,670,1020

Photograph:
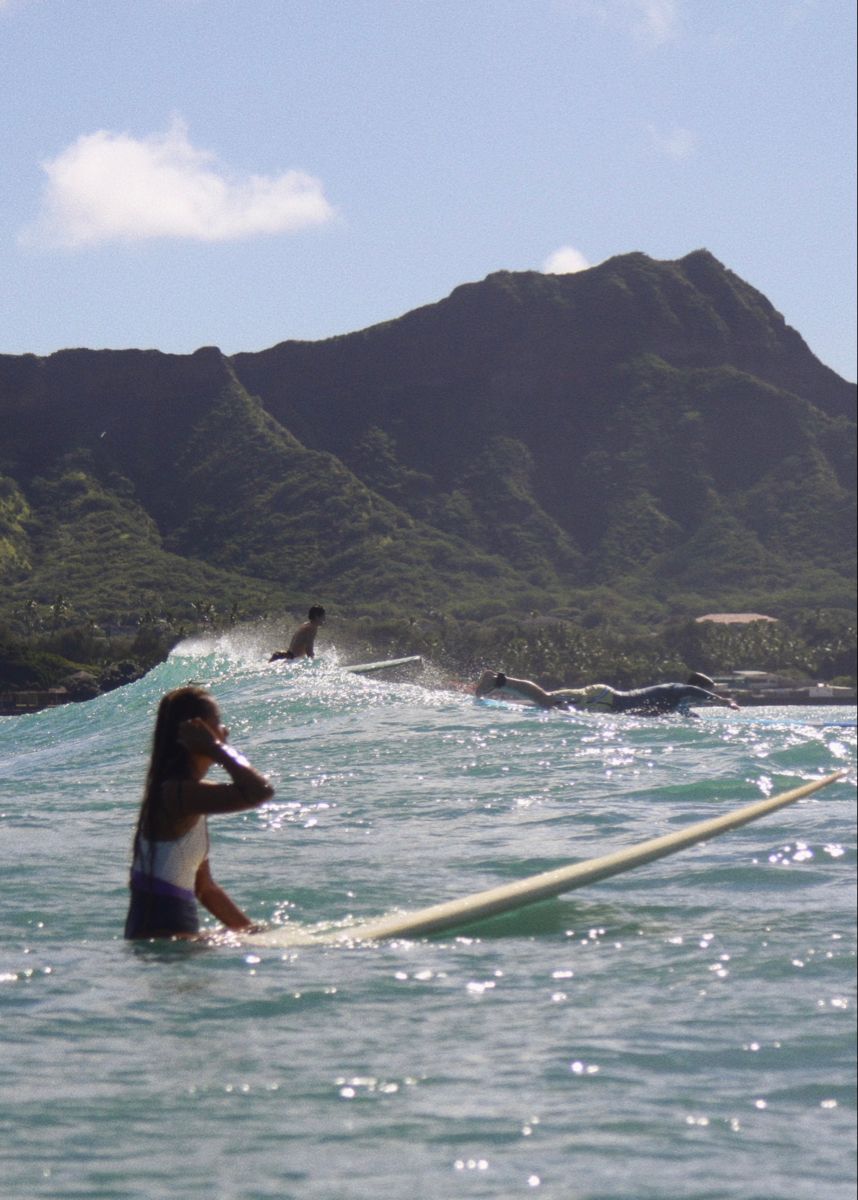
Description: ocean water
1,632,855,1200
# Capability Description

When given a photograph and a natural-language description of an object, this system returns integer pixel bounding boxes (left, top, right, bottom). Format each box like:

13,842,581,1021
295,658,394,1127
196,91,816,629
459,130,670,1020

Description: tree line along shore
1,607,854,716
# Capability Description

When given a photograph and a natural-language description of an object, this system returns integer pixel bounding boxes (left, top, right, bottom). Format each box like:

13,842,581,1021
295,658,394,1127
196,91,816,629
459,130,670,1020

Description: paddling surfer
475,670,739,715
124,686,274,939
269,605,326,662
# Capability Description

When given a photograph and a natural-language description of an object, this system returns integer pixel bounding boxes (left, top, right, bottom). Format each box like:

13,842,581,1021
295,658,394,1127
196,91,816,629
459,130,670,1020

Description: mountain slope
0,250,854,628
229,249,855,592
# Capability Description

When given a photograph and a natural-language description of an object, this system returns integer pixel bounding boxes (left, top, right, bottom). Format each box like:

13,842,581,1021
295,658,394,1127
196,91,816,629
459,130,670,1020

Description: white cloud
542,246,592,275
647,124,697,160
569,0,680,48
630,0,679,46
21,118,335,248
784,0,821,28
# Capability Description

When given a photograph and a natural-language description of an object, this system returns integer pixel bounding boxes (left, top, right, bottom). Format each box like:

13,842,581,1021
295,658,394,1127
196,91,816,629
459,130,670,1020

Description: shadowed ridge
0,251,854,624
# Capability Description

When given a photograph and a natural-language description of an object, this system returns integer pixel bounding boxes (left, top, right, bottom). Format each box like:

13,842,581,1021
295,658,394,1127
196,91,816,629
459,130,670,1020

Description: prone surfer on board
475,670,740,715
269,605,326,662
124,686,274,939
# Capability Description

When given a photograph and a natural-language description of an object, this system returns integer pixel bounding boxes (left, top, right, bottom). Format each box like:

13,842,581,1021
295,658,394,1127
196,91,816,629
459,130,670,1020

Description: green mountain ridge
0,250,854,631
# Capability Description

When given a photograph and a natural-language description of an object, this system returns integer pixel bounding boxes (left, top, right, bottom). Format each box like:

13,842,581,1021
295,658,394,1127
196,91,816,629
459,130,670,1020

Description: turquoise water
1,632,855,1200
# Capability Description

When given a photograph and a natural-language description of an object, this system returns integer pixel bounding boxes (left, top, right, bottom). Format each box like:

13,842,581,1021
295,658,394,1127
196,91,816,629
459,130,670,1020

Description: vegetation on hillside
0,249,854,698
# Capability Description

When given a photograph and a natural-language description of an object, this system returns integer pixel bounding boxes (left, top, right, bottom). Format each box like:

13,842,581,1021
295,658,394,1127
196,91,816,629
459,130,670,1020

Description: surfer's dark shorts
124,888,200,939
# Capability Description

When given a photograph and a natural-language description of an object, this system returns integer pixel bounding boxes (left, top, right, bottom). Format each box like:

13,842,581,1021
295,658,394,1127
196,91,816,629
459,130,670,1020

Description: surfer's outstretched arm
682,686,741,712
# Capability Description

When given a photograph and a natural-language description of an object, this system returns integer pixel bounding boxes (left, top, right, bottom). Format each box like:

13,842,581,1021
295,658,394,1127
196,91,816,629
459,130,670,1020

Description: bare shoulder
162,777,220,817
151,780,205,837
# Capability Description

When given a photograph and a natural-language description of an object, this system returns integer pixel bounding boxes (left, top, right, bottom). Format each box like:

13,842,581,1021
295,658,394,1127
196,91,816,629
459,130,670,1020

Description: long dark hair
133,686,219,849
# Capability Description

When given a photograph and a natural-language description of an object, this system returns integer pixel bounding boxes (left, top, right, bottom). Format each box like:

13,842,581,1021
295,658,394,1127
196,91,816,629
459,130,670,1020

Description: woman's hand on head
177,717,221,757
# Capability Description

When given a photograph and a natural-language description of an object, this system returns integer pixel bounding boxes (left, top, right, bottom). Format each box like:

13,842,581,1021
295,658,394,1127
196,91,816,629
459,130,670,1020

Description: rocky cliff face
0,250,854,624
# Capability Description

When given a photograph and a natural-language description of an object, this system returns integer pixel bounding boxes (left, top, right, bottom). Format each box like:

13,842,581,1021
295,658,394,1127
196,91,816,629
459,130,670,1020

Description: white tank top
133,817,209,895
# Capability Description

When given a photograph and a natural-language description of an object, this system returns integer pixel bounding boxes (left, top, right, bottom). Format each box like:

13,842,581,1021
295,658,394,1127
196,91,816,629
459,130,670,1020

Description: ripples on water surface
1,634,855,1199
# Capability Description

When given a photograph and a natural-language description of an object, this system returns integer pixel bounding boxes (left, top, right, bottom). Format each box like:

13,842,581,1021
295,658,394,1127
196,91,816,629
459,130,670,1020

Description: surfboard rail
344,655,423,675
245,770,845,948
340,770,846,942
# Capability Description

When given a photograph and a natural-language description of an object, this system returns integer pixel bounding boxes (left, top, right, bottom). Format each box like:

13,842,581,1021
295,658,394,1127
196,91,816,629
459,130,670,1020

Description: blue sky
2,0,855,380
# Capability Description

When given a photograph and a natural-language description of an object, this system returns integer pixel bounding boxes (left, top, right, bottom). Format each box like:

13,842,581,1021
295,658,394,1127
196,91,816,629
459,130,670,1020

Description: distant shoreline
1,685,855,719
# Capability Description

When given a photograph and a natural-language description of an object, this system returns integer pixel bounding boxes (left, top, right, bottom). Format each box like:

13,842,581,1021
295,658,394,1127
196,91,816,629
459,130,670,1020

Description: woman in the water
125,686,274,939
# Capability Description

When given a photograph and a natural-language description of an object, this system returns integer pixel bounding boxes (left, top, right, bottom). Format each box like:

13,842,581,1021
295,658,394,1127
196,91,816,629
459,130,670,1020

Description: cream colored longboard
247,771,844,948
344,656,423,675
